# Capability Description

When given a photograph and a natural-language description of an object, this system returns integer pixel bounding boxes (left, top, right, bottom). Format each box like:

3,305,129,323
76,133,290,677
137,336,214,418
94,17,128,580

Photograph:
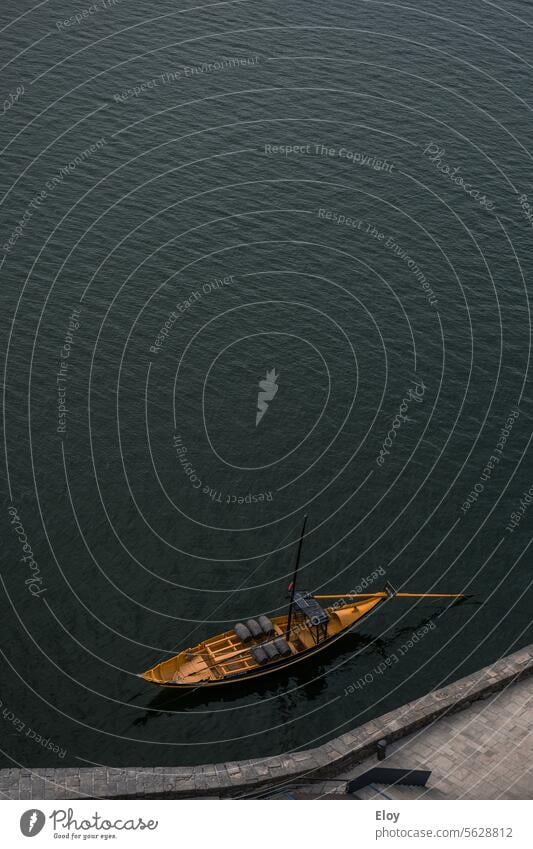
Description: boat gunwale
143,595,387,688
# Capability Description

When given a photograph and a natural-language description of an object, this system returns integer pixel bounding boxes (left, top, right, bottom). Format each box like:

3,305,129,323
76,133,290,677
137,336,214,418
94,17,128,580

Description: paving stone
225,763,241,776
44,781,59,800
193,773,208,791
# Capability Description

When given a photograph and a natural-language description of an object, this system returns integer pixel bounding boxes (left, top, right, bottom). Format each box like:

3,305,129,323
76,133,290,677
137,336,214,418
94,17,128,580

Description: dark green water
1,0,532,770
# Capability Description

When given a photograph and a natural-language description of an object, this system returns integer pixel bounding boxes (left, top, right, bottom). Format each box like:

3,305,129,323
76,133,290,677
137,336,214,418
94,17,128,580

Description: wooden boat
139,517,463,688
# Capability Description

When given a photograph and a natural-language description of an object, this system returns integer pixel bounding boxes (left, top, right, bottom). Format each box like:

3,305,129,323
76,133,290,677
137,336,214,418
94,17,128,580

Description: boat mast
286,514,308,641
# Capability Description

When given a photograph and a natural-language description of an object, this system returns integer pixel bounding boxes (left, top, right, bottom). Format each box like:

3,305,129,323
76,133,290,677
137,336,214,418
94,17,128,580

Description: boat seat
234,622,252,643
258,614,275,635
273,637,291,656
251,646,268,665
246,619,263,639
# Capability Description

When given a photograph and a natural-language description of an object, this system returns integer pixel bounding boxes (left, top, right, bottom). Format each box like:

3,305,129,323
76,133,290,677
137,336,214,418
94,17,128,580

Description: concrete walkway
323,675,533,800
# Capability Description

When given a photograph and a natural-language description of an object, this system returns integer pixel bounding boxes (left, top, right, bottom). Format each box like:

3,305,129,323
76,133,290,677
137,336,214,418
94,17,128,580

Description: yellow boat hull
140,595,385,688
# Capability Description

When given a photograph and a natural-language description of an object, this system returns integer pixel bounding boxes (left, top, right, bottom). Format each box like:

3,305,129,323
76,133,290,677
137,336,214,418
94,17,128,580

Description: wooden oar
314,592,464,599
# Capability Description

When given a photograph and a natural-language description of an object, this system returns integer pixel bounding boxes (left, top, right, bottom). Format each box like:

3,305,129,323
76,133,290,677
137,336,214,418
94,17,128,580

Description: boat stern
139,652,188,685
139,647,214,686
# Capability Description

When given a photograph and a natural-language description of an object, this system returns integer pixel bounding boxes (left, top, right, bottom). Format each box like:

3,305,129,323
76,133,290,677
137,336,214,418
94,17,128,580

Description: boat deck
141,597,383,686
191,621,292,680
172,616,311,683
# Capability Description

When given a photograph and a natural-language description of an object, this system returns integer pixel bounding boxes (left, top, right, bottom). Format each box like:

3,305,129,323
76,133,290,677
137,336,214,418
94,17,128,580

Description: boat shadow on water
131,604,469,725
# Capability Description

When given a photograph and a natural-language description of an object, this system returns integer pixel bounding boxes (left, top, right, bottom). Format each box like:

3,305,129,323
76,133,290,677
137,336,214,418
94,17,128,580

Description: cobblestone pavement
337,675,533,800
